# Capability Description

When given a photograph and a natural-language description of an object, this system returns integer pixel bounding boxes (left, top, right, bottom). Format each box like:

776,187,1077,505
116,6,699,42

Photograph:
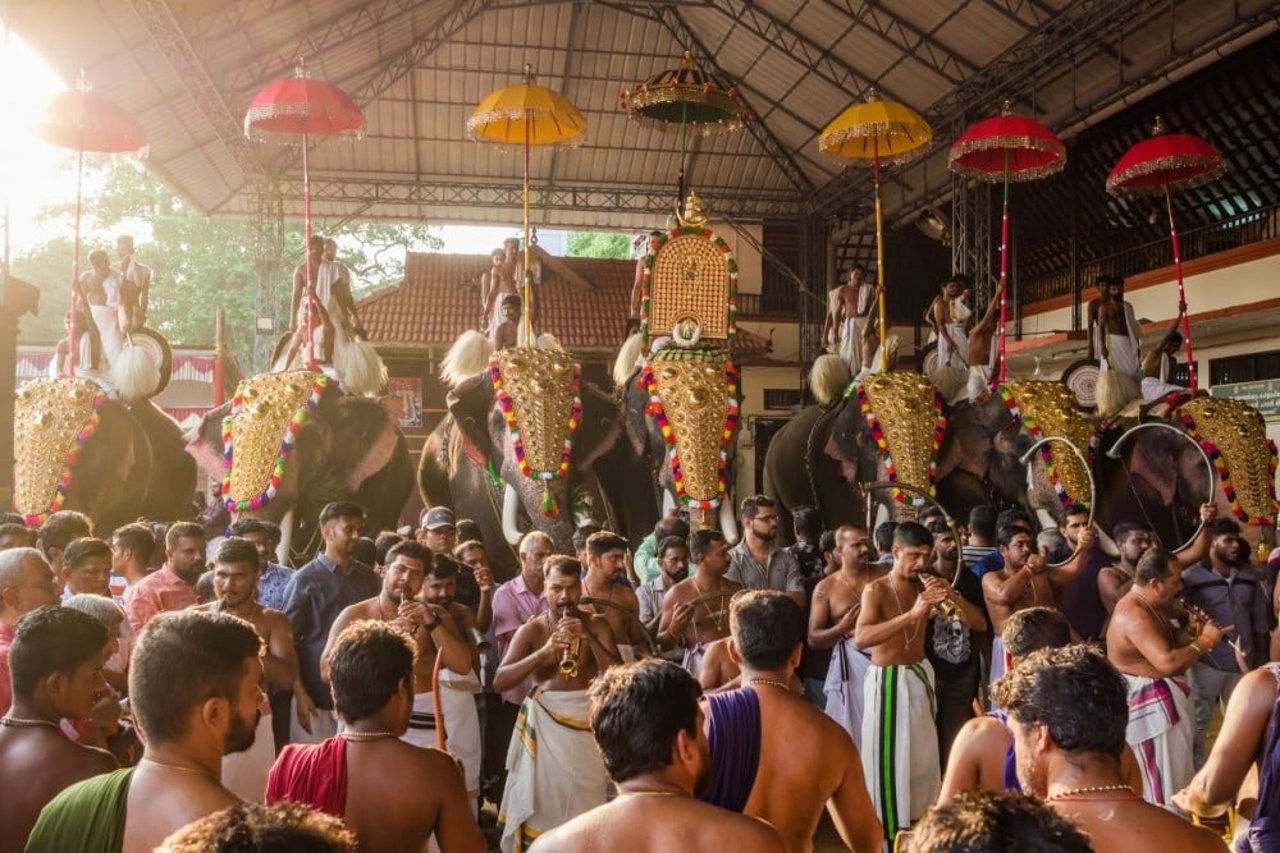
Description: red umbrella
1106,118,1225,391
949,105,1065,383
35,71,147,374
244,59,365,369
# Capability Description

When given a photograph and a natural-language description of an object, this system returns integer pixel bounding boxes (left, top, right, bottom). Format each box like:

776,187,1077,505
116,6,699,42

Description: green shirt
26,767,134,853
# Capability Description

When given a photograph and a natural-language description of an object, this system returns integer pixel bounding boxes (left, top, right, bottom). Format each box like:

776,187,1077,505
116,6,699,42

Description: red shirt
125,566,198,633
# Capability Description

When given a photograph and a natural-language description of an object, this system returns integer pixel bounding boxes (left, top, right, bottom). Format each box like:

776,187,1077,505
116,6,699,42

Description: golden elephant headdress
221,371,330,512
1177,396,1279,526
852,372,946,508
996,380,1098,508
12,377,106,525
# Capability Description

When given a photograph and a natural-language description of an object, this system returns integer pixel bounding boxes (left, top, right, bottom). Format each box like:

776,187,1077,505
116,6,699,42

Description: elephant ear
448,372,496,464
573,383,623,471
186,400,233,483
330,397,402,493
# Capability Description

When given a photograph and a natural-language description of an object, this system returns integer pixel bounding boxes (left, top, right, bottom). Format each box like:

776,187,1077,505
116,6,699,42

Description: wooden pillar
1,274,39,513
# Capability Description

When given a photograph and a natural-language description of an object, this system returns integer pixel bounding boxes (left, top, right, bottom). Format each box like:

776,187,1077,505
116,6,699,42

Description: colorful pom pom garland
1178,406,1279,527
853,381,945,508
22,389,107,527
640,360,740,510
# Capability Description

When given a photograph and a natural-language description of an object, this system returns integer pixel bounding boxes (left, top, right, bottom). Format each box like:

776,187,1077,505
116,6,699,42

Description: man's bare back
0,727,116,844
121,765,240,853
1050,797,1225,853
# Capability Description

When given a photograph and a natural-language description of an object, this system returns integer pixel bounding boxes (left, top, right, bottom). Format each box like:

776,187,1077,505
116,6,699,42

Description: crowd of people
1,492,1278,851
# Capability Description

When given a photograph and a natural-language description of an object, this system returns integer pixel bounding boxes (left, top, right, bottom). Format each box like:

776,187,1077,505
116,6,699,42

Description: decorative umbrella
949,103,1066,384
621,50,748,203
1106,117,1225,391
819,90,932,359
35,70,147,373
469,65,586,346
245,58,366,369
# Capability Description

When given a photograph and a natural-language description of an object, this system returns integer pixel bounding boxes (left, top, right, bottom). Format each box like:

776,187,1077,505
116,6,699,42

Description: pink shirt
491,574,547,705
126,565,198,633
0,621,15,716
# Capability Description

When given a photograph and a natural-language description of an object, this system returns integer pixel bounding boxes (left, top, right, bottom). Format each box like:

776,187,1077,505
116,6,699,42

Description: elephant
12,377,197,537
1095,394,1278,554
421,333,659,581
187,371,413,564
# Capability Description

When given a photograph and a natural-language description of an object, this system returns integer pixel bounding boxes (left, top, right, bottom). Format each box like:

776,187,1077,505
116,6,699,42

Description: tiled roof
358,249,771,357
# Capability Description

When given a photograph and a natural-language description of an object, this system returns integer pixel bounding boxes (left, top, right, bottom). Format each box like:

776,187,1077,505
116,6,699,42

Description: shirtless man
929,275,973,370
854,521,976,842
997,644,1224,853
823,265,877,374
491,293,522,350
194,538,299,801
267,620,484,852
630,230,663,320
114,234,151,332
27,611,265,853
700,590,881,853
0,606,117,846
283,236,336,365
965,276,1006,401
982,524,1095,684
1098,510,1214,627
1088,274,1143,405
1107,546,1228,806
480,246,516,333
658,529,743,677
583,531,647,660
808,524,885,749
494,556,620,851
75,249,127,365
536,659,786,852
1141,312,1188,400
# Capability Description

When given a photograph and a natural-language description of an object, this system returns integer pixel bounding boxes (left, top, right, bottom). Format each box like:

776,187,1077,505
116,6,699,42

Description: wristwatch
423,613,444,631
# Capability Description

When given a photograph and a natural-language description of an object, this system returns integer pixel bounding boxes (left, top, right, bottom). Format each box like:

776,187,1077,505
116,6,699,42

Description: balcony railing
737,290,803,317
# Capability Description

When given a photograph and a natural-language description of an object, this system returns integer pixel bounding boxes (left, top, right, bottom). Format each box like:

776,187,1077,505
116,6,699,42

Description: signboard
1210,379,1280,419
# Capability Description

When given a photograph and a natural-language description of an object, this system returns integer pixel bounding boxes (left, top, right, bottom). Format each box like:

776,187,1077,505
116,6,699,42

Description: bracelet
1188,641,1206,656
423,615,443,631
1199,633,1217,650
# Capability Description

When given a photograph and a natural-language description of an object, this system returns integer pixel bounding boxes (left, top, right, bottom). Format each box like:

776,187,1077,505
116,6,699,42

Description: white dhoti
824,639,871,750
288,700,340,746
937,322,969,369
499,688,609,853
402,671,483,804
967,365,993,402
839,316,868,374
1141,376,1186,401
1124,673,1194,807
862,661,941,843
682,643,709,678
88,304,124,366
222,709,275,802
988,635,1006,687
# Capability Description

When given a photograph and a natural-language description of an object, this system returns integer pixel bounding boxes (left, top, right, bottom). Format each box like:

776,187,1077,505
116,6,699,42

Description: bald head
0,548,59,621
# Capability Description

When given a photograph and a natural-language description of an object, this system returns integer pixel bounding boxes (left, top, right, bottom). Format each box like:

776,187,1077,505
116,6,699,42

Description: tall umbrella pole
996,152,1010,383
67,146,85,374
302,129,318,370
873,138,885,358
1164,183,1197,390
522,115,532,345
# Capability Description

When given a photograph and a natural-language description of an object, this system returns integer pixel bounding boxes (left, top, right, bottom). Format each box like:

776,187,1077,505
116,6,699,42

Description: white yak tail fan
1095,370,1141,419
111,344,162,402
808,354,853,405
337,340,387,397
928,365,969,406
439,330,493,388
535,332,564,351
614,332,645,388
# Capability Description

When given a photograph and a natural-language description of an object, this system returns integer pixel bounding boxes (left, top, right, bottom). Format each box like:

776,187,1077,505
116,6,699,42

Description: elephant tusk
719,499,739,545
1107,421,1216,555
860,480,964,587
662,489,676,516
1018,436,1096,569
277,508,295,566
502,485,523,546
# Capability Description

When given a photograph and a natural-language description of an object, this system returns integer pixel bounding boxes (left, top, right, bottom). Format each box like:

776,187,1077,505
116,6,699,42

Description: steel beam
823,0,977,86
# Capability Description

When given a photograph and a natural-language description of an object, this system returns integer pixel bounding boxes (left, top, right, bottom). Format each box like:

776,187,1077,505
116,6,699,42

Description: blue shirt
257,563,293,611
969,549,1004,578
1182,561,1270,671
282,554,380,710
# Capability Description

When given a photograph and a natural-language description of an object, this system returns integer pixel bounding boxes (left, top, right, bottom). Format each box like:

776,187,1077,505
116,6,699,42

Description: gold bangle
1189,641,1205,656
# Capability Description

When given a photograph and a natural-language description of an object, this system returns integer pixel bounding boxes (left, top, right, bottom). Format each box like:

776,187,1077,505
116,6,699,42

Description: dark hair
873,521,898,553
586,531,629,559
818,529,837,557
545,555,583,580
996,508,1033,532
654,517,690,542
385,540,431,571
373,533,404,566
500,293,522,308
129,611,263,743
453,540,485,560
0,523,35,546
196,570,216,602
0,513,24,526
918,505,943,526
1111,521,1150,543
925,518,951,537
329,621,415,724
352,537,376,568
657,536,688,560
1211,518,1243,539
216,537,261,570
1135,546,1177,586
589,660,702,783
968,506,997,539
1168,330,1183,346
156,801,356,852
904,790,1092,853
229,518,282,547
426,554,460,581
112,522,155,563
738,494,775,520
1061,503,1089,521
319,502,366,526
572,525,603,553
791,506,823,541
993,644,1128,758
456,519,483,544
38,511,93,554
1001,607,1072,659
63,537,112,569
893,521,933,549
9,605,108,700
689,529,727,562
165,521,205,551
730,590,804,670
997,525,1033,548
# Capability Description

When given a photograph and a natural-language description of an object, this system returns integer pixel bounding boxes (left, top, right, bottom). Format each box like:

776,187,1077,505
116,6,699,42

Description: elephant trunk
503,484,523,546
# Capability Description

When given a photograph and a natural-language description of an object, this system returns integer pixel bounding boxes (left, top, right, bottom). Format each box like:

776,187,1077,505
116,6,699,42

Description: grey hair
519,530,553,557
64,593,125,630
0,547,48,589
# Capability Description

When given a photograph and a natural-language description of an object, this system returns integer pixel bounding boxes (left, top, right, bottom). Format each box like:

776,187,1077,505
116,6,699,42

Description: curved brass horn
859,481,964,587
580,596,658,657
1106,421,1216,555
1018,435,1097,569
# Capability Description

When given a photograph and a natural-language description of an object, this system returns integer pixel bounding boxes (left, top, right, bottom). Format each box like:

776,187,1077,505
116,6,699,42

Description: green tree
566,231,632,259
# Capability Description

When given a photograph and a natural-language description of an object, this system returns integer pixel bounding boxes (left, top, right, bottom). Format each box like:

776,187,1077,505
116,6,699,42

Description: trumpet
918,569,962,621
555,604,582,678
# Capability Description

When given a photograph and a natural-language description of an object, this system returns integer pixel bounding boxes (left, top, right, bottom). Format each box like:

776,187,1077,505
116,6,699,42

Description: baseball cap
423,506,456,530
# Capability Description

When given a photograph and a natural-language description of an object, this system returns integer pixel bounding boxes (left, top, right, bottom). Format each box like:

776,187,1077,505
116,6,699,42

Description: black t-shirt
925,564,986,683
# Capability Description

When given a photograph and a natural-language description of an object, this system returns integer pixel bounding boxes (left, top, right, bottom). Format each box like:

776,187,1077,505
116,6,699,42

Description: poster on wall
387,377,423,430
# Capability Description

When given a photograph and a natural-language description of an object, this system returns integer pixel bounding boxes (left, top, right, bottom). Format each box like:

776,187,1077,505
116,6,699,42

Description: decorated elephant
12,377,197,536
421,332,658,579
187,370,413,562
1096,393,1278,553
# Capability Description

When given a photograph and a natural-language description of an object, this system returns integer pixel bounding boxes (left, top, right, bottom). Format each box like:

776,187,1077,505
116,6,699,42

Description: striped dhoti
861,661,941,842
402,670,483,807
1124,673,1194,807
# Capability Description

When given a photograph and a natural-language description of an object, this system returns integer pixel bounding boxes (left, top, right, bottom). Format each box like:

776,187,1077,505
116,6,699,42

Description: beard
223,706,261,755
1214,544,1243,568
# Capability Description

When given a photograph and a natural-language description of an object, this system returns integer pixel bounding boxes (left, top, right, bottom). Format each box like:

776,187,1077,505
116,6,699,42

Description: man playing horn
658,530,743,678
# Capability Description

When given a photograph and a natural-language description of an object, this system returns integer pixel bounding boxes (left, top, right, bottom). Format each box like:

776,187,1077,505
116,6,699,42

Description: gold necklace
887,578,918,648
342,730,400,742
1048,783,1139,801
746,678,791,692
0,716,59,730
141,757,215,778
690,577,725,631
616,789,685,798
1135,593,1174,642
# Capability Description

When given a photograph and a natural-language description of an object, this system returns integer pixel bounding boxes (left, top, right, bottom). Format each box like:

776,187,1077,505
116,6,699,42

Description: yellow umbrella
469,65,587,344
819,90,931,359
